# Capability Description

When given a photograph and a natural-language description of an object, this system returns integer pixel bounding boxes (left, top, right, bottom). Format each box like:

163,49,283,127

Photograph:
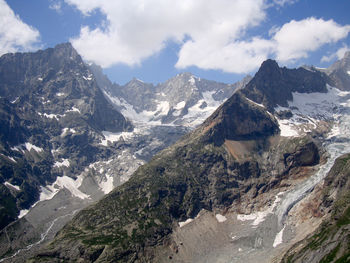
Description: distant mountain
90,65,251,127
32,56,350,263
325,51,350,91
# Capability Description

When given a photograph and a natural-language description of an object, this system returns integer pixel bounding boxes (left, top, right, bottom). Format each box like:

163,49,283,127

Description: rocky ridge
91,64,251,127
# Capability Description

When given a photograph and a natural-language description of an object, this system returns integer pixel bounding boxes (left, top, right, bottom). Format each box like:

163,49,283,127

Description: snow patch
172,101,186,117
11,97,19,103
66,107,80,114
38,174,89,201
37,77,43,81
56,92,66,97
273,226,285,247
53,159,70,168
11,143,43,153
82,75,93,81
154,100,170,116
38,112,65,120
103,91,163,124
179,218,193,228
61,128,77,137
174,101,186,110
6,156,17,163
237,192,284,227
100,130,137,146
347,71,350,76
25,143,43,152
18,209,29,219
188,76,196,85
246,98,265,108
99,174,114,194
215,214,227,222
277,119,300,137
180,91,223,127
4,181,20,191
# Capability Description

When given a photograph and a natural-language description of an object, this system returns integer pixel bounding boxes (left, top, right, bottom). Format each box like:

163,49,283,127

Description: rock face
241,59,328,111
0,43,132,231
200,92,280,145
325,51,350,91
30,59,338,263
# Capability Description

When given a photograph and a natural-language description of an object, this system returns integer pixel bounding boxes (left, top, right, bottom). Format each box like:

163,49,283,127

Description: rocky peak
326,51,350,91
255,59,281,78
241,59,328,111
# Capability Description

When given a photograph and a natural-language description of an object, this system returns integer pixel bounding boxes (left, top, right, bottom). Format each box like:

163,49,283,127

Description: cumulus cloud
176,38,275,73
66,0,267,69
65,0,350,73
274,18,350,62
321,45,350,63
0,0,40,55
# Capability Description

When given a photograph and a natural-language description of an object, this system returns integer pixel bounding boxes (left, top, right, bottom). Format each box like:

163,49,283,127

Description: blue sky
1,0,350,85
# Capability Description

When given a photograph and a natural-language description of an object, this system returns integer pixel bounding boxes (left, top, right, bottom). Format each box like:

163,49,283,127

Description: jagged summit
256,59,281,75
326,51,350,91
241,59,328,111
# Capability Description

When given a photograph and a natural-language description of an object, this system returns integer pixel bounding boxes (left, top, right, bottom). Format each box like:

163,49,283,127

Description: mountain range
0,44,350,262
0,43,243,262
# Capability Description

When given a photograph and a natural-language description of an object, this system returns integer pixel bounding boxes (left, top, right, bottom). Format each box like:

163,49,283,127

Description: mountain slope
31,59,331,262
0,43,132,231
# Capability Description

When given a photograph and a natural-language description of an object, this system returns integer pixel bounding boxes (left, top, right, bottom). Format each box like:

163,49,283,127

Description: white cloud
65,0,350,74
321,45,350,63
0,0,40,56
272,0,298,6
66,0,267,69
49,0,63,13
274,18,350,62
176,37,275,73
